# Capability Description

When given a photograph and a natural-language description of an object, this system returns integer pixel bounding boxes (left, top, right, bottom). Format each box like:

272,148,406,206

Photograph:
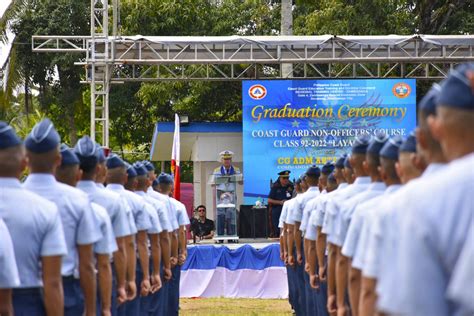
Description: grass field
180,298,293,315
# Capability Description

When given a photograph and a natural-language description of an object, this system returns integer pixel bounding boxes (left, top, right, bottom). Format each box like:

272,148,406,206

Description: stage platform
180,240,288,299
188,238,279,250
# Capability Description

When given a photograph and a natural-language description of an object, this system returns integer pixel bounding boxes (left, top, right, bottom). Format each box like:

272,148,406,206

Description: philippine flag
171,113,181,200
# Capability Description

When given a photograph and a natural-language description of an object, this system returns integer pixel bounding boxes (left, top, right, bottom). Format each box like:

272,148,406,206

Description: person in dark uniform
190,205,215,241
268,170,294,237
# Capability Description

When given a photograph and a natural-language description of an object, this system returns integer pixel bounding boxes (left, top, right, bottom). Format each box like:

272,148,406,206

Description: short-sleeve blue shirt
23,174,101,277
91,202,118,255
0,178,67,287
77,180,131,238
0,217,20,288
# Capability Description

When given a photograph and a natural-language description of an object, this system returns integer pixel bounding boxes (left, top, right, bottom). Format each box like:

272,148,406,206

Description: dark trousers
168,265,181,316
118,260,143,316
271,208,282,237
63,276,84,316
303,267,317,315
12,288,46,316
286,264,297,312
147,263,169,316
315,256,329,316
293,247,307,316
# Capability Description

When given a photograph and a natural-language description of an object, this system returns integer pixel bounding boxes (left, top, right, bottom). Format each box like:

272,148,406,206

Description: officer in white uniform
395,63,474,316
55,143,118,316
0,216,20,315
23,119,102,316
0,121,67,316
75,135,132,314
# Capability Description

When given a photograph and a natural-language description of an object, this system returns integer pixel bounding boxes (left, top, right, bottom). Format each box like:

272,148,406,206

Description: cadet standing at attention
23,119,102,316
395,63,474,316
0,121,67,316
55,144,118,316
75,136,132,313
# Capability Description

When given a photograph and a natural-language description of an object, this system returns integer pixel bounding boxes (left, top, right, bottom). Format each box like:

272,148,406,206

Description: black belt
13,287,42,295
62,275,76,282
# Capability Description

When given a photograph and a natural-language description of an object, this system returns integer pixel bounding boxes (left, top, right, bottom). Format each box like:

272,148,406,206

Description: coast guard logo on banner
392,82,411,98
249,84,267,100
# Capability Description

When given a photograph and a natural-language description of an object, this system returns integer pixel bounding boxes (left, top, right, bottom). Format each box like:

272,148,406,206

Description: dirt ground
180,298,293,316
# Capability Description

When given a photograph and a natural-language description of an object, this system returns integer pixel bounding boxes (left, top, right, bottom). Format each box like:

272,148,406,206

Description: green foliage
1,0,472,177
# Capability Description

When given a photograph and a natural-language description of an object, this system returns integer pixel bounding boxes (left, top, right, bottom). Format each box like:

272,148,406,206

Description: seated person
190,205,215,240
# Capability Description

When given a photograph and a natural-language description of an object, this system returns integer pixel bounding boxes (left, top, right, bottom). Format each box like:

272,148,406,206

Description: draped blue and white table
179,243,288,299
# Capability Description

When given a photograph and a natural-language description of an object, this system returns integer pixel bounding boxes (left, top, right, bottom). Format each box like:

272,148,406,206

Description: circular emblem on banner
248,84,267,100
392,82,411,98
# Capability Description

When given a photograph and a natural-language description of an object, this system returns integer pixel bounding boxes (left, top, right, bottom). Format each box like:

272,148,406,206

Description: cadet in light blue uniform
106,154,153,316
0,217,20,315
55,143,118,316
0,121,67,316
0,122,67,315
75,136,132,315
133,162,172,316
170,191,191,316
395,64,474,316
375,85,445,315
23,119,102,316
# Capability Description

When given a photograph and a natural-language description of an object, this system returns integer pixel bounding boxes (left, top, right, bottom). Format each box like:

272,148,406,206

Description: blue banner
242,79,417,204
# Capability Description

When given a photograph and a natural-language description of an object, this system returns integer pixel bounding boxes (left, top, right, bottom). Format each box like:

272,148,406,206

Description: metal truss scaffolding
31,2,474,146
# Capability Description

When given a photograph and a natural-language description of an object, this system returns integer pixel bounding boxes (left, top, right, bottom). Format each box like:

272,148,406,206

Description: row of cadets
0,121,67,316
279,173,302,315
56,143,119,316
124,162,163,315
105,154,151,316
132,162,172,316
75,135,132,315
303,162,338,316
310,154,351,315
300,161,334,316
385,64,474,315
338,132,389,316
23,120,103,316
287,165,320,315
323,136,371,316
168,186,191,316
145,171,179,316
